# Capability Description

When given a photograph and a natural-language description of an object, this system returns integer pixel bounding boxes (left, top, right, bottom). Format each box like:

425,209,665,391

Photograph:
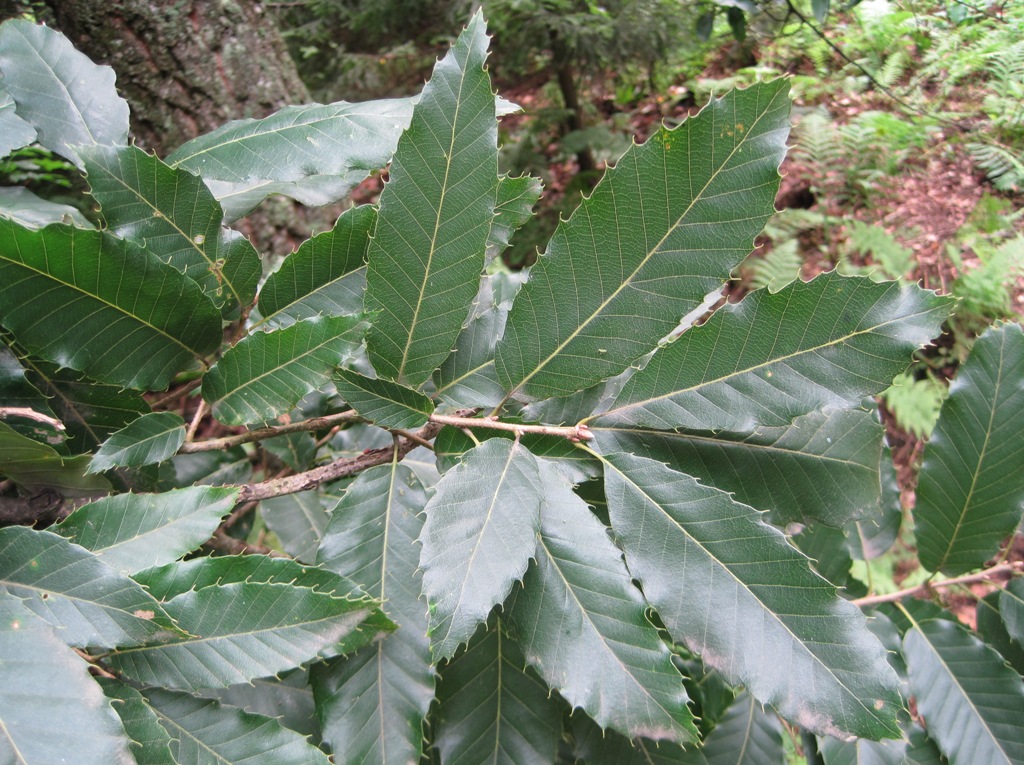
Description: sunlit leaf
89,412,186,473
364,11,498,386
496,80,791,400
915,323,1024,574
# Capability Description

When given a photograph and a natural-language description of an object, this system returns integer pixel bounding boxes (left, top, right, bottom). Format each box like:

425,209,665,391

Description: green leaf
0,420,109,493
570,711,708,765
364,12,498,387
98,678,177,765
166,98,413,222
0,20,129,165
256,205,374,330
262,431,317,471
420,438,543,660
976,591,1024,677
0,345,62,445
141,686,331,765
702,691,783,765
109,580,378,691
14,353,150,454
601,452,902,740
259,491,330,563
0,526,180,649
334,369,434,430
313,463,434,763
496,80,791,401
594,407,884,528
434,619,562,765
818,736,908,765
902,617,1024,764
0,594,134,765
812,0,831,23
1001,578,1024,645
591,273,953,432
844,446,901,561
0,186,91,229
507,459,697,743
198,669,317,740
89,411,186,473
904,726,947,765
487,174,542,263
53,486,238,574
915,323,1024,575
796,523,853,586
202,314,369,425
81,144,261,316
0,87,36,157
0,220,222,390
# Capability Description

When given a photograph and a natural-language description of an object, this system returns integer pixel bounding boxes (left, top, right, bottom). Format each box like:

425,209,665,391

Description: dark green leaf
594,407,884,528
259,491,329,563
0,526,180,649
570,711,708,765
434,619,561,765
591,273,953,432
496,80,791,400
364,12,498,386
903,617,1024,764
905,726,948,765
818,735,907,765
166,98,413,222
977,591,1024,676
915,323,1024,574
601,452,902,740
171,446,252,488
0,420,109,493
98,678,177,765
812,0,831,23
726,7,747,41
420,438,543,660
198,669,318,740
844,445,901,560
81,144,260,316
0,20,128,164
702,691,783,765
109,580,379,691
507,459,697,744
696,11,716,41
795,524,852,586
334,368,434,430
0,594,134,764
256,204,374,330
313,463,433,763
262,431,318,471
487,174,542,263
0,220,222,390
89,412,186,473
202,314,369,425
0,344,62,445
0,87,35,157
53,486,238,574
1001,578,1024,645
142,686,331,765
0,186,91,229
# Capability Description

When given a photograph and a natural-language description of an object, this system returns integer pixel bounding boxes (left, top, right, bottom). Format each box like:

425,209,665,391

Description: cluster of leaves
2,13,1024,765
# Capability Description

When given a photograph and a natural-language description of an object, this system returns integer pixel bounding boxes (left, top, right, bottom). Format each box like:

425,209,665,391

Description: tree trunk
42,0,338,256
551,41,597,181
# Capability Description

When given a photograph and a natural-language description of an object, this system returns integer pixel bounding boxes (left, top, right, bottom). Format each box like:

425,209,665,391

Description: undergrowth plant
1,14,1024,765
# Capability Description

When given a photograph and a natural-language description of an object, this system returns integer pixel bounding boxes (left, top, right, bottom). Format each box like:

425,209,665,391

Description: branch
852,562,1024,608
0,491,93,526
428,413,594,442
178,410,363,453
0,407,64,430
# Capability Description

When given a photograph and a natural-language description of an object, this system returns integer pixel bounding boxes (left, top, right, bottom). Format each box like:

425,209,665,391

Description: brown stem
0,491,94,526
852,562,1023,608
178,410,362,453
206,527,284,556
0,407,65,430
428,413,593,442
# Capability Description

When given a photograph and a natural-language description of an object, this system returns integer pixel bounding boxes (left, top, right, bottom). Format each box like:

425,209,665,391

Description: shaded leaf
976,591,1024,676
260,490,330,563
313,463,434,764
256,205,374,329
0,220,222,390
1001,578,1024,645
487,174,542,263
0,20,128,165
818,735,907,765
98,678,177,765
0,186,91,229
166,98,414,222
434,619,561,765
420,437,543,660
507,459,697,744
89,411,186,473
109,580,379,691
915,323,1024,574
844,445,901,561
0,594,134,765
0,420,109,493
904,726,948,765
334,368,435,430
601,452,902,740
202,314,368,425
198,669,318,740
364,12,498,386
142,686,331,765
496,80,791,400
903,617,1024,764
570,711,708,765
0,87,35,157
702,691,783,765
81,144,261,315
795,524,852,587
591,273,953,433
262,431,317,471
594,407,884,528
53,486,238,574
0,344,62,445
172,445,252,488
0,526,180,649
